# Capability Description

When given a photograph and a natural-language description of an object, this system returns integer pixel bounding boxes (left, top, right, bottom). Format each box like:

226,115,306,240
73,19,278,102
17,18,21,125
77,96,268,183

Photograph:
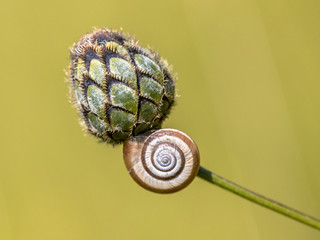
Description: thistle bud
68,28,175,143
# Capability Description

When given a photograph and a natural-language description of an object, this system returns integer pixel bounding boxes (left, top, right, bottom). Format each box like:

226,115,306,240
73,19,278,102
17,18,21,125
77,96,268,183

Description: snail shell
123,129,200,193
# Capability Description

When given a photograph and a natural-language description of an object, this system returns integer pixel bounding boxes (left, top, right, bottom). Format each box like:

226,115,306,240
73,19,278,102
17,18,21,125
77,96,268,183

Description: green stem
197,166,320,230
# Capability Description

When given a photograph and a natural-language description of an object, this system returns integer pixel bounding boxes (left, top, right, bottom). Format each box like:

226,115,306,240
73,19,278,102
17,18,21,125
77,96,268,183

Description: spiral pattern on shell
123,129,200,193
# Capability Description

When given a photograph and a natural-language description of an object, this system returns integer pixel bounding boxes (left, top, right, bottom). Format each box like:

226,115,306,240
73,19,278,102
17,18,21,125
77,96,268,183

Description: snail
123,128,200,193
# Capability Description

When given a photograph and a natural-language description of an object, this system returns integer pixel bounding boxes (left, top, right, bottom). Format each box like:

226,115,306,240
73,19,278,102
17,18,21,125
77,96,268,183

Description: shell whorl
123,129,200,193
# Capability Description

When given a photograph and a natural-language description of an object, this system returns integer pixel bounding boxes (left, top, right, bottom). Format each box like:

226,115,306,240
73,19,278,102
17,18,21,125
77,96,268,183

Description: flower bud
68,28,175,143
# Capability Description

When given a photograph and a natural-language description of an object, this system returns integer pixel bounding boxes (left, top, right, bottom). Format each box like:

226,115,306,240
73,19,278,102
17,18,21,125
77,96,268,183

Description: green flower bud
68,28,175,144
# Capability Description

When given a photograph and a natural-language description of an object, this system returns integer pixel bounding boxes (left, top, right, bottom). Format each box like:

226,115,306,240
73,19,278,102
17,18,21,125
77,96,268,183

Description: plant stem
197,166,320,230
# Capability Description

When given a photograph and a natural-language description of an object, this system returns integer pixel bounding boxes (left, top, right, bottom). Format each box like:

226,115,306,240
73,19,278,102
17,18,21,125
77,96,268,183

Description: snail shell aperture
123,129,200,193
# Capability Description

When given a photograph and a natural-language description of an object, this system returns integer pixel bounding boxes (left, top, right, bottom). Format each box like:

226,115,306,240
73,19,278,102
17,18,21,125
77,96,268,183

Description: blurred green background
1,0,320,239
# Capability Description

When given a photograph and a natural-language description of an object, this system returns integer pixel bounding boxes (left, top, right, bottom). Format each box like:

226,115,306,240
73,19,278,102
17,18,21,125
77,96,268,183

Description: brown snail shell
123,129,200,193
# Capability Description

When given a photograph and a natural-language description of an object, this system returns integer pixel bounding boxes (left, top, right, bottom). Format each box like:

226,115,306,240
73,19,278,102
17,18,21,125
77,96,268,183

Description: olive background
1,0,320,239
